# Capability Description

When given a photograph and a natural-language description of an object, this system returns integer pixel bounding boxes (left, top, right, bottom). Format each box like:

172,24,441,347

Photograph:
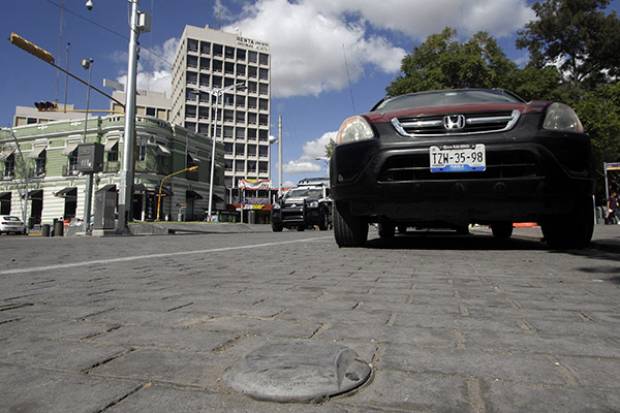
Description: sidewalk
127,221,274,236
473,224,620,252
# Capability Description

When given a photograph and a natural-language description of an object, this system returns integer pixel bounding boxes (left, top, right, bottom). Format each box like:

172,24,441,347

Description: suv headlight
308,200,319,208
336,115,375,145
543,103,584,133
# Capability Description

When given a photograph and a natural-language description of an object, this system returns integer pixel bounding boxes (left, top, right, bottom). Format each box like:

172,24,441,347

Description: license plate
429,144,486,173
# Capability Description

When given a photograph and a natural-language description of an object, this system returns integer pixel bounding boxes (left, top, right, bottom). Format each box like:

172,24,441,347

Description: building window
235,111,245,123
200,57,210,70
259,129,268,141
235,143,245,156
235,95,246,108
212,59,223,72
247,144,257,157
259,68,269,80
259,114,269,126
68,149,79,172
108,143,119,162
248,51,257,63
138,140,147,161
27,118,37,124
248,81,257,94
188,39,198,52
225,62,235,75
248,113,257,125
223,93,234,106
185,105,197,118
187,55,198,68
236,64,246,77
186,73,197,85
259,161,268,173
224,110,234,122
146,107,156,116
224,158,233,171
3,154,15,177
185,122,196,131
248,97,257,109
225,46,235,59
248,128,257,140
200,41,211,55
212,75,222,88
213,44,223,56
258,144,268,157
235,159,245,172
259,53,269,65
223,126,234,139
235,127,246,139
247,160,257,173
236,49,246,60
248,66,257,78
34,150,47,176
200,74,210,87
198,123,210,134
259,83,269,95
259,98,268,111
224,143,233,154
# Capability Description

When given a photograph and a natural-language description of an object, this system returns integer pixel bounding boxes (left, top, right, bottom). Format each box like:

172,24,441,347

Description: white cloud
283,131,336,175
283,160,322,173
300,131,336,161
224,0,406,98
223,0,534,98
116,37,179,96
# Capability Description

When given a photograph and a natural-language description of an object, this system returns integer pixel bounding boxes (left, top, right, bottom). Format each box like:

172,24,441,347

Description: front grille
378,150,540,182
392,110,520,137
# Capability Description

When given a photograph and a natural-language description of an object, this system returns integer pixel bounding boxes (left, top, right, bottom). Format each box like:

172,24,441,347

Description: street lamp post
85,0,150,233
190,82,245,222
81,58,94,234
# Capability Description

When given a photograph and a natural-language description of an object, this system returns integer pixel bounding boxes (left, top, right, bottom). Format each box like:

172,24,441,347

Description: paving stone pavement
1,229,619,412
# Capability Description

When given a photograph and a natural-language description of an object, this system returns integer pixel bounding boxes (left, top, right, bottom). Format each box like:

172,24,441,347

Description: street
1,229,620,412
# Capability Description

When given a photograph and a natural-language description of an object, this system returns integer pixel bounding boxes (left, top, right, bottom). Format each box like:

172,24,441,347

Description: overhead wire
42,0,174,68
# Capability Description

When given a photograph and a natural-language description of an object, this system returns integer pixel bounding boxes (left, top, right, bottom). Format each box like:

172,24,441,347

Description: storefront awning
212,193,224,202
104,139,119,151
0,192,11,201
188,153,201,164
28,146,47,159
63,143,79,155
0,146,16,161
157,144,171,156
134,183,172,196
97,184,117,192
54,187,77,198
186,190,203,200
22,189,43,200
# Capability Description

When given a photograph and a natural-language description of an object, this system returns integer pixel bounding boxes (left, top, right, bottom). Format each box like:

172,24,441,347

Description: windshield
284,188,323,199
374,90,523,112
2,216,21,222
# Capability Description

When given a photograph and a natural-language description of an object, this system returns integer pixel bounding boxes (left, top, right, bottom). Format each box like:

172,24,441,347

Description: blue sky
1,0,619,185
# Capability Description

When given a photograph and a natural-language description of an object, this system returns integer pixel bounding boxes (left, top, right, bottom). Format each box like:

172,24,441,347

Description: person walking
606,191,619,224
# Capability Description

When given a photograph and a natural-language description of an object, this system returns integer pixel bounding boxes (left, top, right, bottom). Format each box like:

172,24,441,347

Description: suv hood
365,101,550,124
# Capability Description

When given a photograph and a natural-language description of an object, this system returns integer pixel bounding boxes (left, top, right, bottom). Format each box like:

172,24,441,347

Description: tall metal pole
207,91,220,222
82,59,94,234
604,162,610,203
63,42,70,113
117,0,140,233
278,114,282,198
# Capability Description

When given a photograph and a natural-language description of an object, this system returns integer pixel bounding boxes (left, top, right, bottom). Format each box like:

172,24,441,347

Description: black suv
271,185,332,231
330,89,594,248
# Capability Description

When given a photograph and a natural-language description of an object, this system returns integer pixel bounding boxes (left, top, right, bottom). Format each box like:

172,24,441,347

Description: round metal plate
224,341,372,402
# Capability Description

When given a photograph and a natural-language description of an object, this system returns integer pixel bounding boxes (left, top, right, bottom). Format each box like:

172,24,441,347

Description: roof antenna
342,44,356,113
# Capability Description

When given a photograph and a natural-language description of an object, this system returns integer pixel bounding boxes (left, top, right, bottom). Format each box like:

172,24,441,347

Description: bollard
53,220,64,237
41,224,51,237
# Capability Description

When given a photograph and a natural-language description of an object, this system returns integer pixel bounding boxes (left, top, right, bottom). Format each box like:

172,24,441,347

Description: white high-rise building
171,25,271,189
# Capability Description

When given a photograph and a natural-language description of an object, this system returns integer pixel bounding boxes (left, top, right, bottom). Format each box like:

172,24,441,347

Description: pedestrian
606,192,618,224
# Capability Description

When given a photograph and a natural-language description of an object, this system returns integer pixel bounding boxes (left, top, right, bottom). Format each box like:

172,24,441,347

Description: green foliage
516,0,620,88
387,28,519,96
325,139,336,159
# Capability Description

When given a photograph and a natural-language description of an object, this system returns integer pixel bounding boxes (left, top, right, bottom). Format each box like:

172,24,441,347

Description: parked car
0,215,27,235
272,185,332,232
330,88,594,248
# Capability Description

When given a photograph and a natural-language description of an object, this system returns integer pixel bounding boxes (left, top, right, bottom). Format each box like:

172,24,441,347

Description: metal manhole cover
224,341,372,402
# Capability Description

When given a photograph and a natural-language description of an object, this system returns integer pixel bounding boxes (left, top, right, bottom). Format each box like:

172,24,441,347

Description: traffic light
9,33,55,64
34,101,58,111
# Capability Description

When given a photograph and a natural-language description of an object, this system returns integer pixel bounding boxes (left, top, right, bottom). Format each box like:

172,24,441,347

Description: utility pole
278,114,282,198
115,0,150,233
81,58,94,234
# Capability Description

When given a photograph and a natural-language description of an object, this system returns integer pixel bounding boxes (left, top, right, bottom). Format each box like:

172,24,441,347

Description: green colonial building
0,115,225,226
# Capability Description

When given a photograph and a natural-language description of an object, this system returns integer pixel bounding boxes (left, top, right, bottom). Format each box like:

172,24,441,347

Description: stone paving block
0,362,142,413
342,369,471,412
484,381,620,413
380,345,569,385
104,383,352,413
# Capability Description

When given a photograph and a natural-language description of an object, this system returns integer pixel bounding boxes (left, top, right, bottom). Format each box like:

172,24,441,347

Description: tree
325,139,336,159
517,0,620,89
387,28,519,96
